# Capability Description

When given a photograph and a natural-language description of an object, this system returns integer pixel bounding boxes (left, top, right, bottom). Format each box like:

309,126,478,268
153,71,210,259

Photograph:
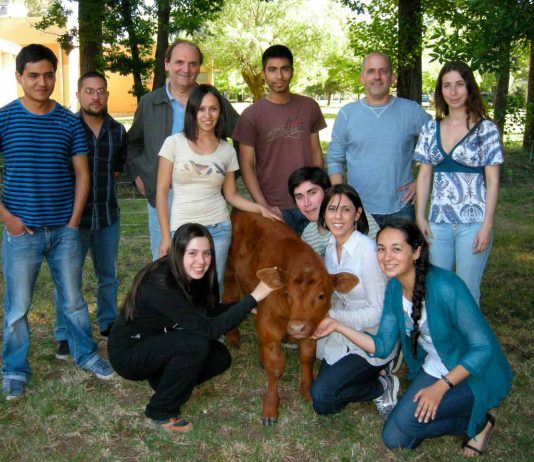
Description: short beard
81,105,106,117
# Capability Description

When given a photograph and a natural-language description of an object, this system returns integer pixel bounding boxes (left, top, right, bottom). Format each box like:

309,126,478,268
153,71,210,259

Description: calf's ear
331,272,359,293
257,267,286,289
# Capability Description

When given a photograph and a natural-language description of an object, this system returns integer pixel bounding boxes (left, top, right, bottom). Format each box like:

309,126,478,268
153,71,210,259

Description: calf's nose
287,320,312,338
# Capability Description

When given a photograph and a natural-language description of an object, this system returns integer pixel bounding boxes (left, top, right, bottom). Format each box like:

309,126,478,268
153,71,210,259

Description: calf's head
257,266,358,339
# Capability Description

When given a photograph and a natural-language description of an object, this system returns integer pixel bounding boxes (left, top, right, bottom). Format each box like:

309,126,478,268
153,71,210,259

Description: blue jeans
382,370,476,449
281,208,309,235
428,222,492,305
148,191,173,261
2,226,99,382
372,203,415,228
310,354,384,415
55,220,120,339
206,219,232,300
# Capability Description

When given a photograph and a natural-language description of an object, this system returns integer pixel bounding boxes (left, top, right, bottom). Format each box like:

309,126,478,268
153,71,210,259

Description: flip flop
461,413,496,456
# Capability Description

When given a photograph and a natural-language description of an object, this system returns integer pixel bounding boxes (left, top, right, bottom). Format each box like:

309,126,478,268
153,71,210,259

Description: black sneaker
100,322,114,337
55,340,70,360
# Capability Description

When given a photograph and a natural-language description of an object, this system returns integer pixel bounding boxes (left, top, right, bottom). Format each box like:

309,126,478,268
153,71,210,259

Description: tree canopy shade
35,0,224,99
428,0,534,136
199,0,354,101
151,0,224,91
342,0,430,102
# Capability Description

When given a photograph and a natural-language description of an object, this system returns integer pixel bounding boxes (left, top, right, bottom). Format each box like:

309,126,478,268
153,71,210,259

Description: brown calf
223,210,358,425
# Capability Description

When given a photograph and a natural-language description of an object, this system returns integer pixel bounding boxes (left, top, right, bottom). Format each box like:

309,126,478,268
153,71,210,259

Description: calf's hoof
261,416,278,426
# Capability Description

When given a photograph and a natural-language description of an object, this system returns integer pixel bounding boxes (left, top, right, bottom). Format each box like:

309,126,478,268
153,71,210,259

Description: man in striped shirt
0,45,114,400
54,71,127,360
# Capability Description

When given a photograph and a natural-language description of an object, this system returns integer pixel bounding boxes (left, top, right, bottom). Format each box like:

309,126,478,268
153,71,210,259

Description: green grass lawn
0,146,532,461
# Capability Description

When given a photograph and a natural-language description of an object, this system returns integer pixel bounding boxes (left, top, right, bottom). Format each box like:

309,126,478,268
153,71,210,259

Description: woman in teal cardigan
312,219,511,456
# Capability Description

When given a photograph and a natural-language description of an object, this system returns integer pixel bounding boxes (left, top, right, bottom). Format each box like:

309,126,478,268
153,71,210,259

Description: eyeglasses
83,88,108,96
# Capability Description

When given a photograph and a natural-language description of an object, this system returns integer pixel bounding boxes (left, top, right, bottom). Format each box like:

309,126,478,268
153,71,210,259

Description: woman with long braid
312,219,511,456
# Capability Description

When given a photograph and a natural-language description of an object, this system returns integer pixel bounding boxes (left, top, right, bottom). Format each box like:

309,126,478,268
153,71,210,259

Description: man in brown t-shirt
232,45,326,234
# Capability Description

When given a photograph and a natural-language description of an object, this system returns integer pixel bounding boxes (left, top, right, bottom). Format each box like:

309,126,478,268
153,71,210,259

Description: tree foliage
199,0,353,101
428,0,533,136
151,0,224,90
34,0,224,99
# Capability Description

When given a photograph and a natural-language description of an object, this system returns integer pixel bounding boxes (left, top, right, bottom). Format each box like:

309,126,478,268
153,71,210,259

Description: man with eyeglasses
0,46,114,400
53,71,127,360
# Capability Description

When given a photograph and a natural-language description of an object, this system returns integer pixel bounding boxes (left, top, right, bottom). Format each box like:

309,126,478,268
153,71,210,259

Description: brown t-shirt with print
232,94,326,208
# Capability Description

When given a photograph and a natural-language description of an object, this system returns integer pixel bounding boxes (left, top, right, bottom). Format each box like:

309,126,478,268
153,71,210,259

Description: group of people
0,39,512,456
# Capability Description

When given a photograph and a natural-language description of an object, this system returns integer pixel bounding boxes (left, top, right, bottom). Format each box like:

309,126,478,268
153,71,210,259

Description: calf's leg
298,339,316,402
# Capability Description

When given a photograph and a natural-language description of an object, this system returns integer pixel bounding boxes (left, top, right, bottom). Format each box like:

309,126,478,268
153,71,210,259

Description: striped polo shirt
0,99,88,227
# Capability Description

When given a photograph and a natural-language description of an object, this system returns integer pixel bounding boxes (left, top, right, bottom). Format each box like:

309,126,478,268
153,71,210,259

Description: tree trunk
397,0,422,102
120,0,145,100
78,0,104,74
241,70,265,102
152,0,171,91
493,41,511,138
523,38,534,149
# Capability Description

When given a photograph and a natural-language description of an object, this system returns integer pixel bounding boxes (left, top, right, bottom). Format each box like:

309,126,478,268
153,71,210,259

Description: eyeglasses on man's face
82,88,108,96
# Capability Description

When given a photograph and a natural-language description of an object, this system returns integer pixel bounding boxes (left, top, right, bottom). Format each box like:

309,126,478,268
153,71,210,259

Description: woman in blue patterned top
414,61,503,305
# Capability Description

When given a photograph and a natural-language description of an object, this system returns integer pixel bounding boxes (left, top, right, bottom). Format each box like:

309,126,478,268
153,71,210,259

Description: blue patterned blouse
414,119,503,224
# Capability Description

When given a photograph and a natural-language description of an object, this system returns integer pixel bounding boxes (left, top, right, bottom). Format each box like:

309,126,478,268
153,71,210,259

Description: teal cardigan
370,266,512,437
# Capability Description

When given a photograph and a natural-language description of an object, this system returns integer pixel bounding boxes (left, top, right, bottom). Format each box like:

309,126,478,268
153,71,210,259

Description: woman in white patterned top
414,61,503,305
156,84,280,297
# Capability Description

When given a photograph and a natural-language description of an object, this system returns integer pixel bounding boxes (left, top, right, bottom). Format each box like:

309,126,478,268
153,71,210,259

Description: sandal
461,413,496,456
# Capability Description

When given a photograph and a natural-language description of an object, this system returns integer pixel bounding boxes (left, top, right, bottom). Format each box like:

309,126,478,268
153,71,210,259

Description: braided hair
377,219,429,359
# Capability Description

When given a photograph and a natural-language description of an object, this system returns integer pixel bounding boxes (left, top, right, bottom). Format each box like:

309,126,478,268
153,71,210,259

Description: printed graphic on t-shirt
266,115,305,143
182,161,226,177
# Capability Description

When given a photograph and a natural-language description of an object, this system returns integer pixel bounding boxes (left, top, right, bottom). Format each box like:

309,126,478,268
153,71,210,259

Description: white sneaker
374,374,400,420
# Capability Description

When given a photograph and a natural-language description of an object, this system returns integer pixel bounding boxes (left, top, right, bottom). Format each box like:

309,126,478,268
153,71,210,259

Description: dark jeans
108,330,231,420
372,203,415,228
310,354,384,415
281,207,309,235
382,370,477,449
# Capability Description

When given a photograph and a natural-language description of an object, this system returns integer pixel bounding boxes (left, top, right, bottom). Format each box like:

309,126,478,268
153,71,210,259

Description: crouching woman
312,219,511,456
108,223,277,432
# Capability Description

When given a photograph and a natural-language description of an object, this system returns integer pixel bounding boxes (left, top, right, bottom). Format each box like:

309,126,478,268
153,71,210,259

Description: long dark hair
318,184,369,236
121,223,217,322
183,84,226,141
434,60,487,128
377,219,429,359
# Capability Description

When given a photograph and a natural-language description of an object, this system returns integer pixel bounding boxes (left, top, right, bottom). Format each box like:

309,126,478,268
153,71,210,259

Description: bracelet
441,374,454,389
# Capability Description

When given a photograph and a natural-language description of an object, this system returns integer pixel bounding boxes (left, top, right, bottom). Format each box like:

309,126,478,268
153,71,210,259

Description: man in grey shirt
327,52,430,227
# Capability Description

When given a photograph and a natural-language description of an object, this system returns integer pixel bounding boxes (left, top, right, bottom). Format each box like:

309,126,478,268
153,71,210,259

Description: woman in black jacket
108,223,276,432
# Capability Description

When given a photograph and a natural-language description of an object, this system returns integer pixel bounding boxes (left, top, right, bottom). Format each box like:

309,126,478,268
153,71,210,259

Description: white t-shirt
317,231,394,366
402,296,449,378
158,133,239,230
